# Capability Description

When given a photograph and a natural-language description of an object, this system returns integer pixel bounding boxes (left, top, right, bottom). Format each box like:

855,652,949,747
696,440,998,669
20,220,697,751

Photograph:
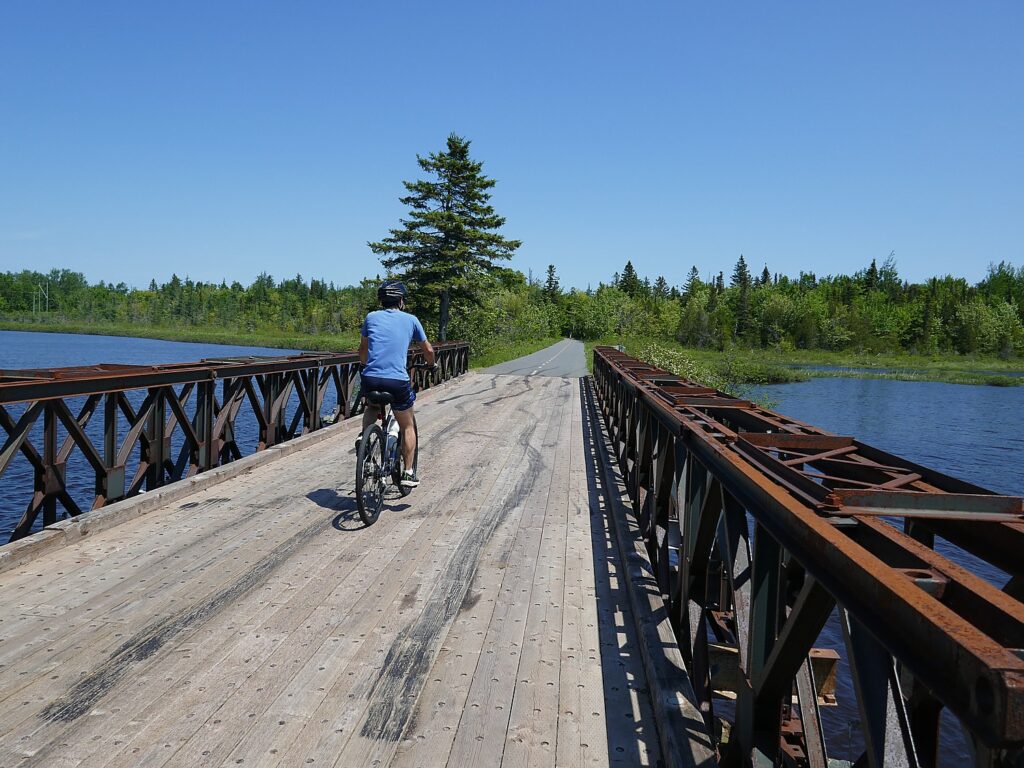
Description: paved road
482,338,589,377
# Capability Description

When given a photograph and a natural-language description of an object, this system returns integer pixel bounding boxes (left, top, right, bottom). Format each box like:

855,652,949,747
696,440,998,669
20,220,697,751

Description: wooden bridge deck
0,373,665,767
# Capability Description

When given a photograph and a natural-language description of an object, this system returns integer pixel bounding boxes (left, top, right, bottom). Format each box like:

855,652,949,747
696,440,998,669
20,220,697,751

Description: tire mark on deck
38,509,339,725
359,389,555,743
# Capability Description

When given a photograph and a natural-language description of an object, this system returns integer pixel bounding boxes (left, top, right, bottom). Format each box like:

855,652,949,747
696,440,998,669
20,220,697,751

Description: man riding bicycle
358,280,435,487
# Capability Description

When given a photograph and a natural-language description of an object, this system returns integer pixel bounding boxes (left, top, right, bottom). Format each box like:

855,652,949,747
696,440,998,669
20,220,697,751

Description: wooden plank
390,378,575,768
555,381,613,768
78,373,536,767
222,380,546,768
300,377,566,768
584,379,716,768
443,379,571,766
0,376,516,765
502,379,575,767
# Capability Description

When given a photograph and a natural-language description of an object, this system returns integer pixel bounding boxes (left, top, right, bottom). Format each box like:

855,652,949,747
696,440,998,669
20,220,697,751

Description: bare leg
361,404,379,432
395,407,417,470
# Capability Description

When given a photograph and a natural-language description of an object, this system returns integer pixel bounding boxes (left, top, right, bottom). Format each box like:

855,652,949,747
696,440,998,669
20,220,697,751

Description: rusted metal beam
1,343,470,541
591,346,1024,767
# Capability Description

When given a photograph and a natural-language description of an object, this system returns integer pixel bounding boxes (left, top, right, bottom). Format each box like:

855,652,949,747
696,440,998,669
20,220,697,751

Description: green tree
654,275,669,298
618,261,641,297
544,264,560,302
730,255,752,339
683,266,702,300
368,133,521,340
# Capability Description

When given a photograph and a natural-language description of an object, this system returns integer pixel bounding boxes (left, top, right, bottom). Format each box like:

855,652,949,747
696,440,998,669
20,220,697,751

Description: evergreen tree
683,266,702,299
368,133,521,340
654,275,669,298
731,254,751,290
760,265,771,286
544,264,560,301
730,255,753,338
864,258,879,290
619,261,641,297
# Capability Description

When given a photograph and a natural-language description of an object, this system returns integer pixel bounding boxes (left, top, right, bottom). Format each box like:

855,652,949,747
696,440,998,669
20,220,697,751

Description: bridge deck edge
584,375,718,768
0,374,469,576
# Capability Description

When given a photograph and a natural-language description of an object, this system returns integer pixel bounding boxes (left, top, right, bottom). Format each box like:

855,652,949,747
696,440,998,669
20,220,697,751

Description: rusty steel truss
0,342,469,541
591,346,1024,768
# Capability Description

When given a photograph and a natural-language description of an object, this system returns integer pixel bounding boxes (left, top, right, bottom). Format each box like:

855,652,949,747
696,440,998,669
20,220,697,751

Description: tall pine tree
731,255,752,338
619,261,641,297
544,264,560,301
368,134,521,340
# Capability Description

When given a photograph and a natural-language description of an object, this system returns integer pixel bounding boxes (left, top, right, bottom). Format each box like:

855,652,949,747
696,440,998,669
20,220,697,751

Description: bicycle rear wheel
356,423,386,525
393,414,419,498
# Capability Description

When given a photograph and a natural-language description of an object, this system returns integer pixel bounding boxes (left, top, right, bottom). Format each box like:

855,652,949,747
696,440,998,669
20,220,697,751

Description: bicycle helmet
377,280,408,306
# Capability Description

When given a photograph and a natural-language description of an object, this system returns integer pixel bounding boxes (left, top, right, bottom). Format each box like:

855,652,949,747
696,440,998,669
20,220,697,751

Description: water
0,330,352,538
752,376,1024,764
752,376,1024,497
788,363,1024,378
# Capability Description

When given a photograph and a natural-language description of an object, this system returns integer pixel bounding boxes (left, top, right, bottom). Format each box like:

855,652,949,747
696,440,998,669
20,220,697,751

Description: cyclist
358,280,435,487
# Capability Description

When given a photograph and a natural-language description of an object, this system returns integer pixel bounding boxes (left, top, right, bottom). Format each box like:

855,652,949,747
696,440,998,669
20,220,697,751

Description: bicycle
354,362,434,526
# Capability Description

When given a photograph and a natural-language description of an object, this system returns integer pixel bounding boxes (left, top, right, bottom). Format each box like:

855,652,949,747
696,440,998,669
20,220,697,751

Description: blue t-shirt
360,309,427,381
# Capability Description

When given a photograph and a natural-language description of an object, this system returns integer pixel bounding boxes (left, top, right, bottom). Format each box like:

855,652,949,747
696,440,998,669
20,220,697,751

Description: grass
679,345,1024,387
0,319,361,353
582,336,1024,388
7,319,1020,387
0,319,562,371
583,337,806,384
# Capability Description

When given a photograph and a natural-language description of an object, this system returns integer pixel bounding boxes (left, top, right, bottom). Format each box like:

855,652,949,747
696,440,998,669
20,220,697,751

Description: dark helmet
377,280,408,305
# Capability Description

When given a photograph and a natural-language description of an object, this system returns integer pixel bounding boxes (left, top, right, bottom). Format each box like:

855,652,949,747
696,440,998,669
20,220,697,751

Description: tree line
2,133,1021,359
2,256,1022,358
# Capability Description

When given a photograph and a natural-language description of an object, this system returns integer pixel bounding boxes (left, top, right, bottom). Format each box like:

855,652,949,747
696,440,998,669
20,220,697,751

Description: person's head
377,280,408,309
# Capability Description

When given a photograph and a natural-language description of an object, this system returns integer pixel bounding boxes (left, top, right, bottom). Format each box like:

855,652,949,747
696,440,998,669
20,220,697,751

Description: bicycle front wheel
356,423,386,525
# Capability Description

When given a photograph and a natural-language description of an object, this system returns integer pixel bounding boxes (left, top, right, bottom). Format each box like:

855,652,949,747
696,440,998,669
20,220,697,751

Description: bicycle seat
363,391,394,406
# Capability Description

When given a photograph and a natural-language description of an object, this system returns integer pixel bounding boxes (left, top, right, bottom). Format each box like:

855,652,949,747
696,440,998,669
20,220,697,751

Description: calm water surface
753,376,1024,497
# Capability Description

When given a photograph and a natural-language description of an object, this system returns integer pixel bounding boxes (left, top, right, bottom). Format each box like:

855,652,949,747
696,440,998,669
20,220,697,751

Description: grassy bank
0,320,560,371
0,319,361,353
678,345,1024,387
583,337,808,384
582,337,1024,388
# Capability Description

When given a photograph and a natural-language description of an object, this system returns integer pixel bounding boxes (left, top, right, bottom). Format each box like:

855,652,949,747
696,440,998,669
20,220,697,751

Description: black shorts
360,374,416,411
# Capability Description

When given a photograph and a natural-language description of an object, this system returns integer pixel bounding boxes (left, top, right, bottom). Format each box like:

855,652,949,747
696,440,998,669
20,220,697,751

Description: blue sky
1,2,1021,290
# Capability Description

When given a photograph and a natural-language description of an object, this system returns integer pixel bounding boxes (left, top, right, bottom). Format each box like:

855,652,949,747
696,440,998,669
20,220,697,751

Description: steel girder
591,346,1024,768
0,343,469,541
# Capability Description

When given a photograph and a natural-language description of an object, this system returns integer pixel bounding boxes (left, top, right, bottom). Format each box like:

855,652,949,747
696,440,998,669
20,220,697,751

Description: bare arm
358,335,368,366
420,339,435,366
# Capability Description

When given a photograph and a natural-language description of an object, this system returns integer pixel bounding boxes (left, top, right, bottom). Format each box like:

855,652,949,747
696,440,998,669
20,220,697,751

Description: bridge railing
591,346,1023,768
0,342,469,541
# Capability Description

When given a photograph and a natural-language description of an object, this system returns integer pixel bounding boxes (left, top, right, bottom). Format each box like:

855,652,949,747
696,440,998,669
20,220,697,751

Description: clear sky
1,2,1021,290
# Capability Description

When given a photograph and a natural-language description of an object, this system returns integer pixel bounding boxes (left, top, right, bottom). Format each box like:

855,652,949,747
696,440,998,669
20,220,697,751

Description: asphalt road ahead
482,338,589,378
